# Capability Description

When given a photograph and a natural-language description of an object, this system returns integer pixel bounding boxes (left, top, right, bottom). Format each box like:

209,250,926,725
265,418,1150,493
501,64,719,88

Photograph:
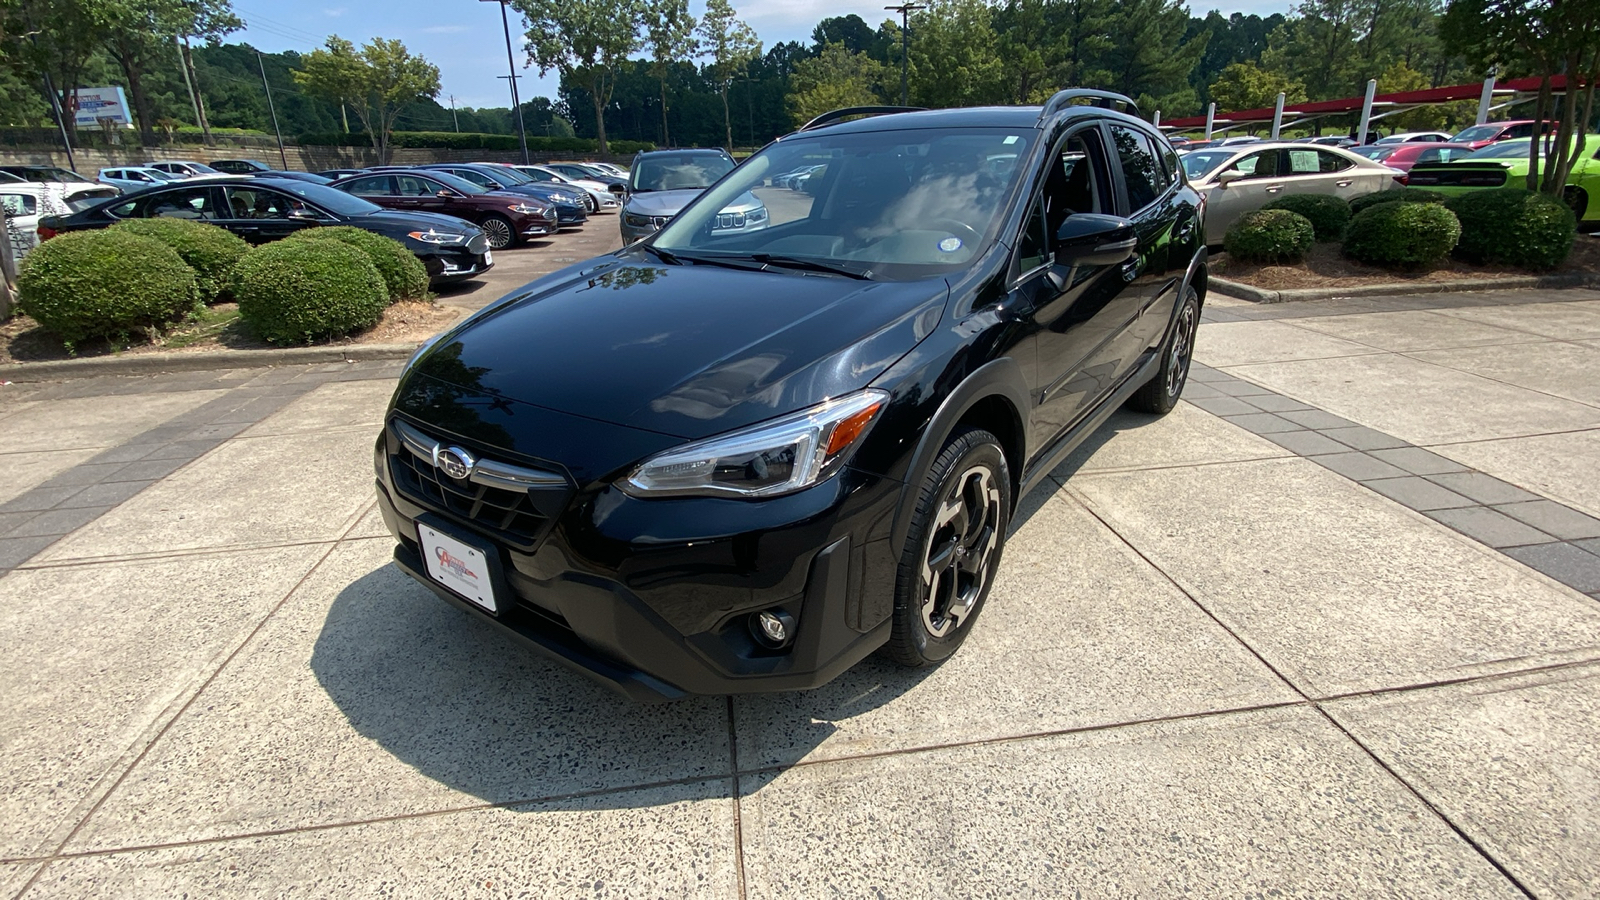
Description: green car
1406,134,1600,223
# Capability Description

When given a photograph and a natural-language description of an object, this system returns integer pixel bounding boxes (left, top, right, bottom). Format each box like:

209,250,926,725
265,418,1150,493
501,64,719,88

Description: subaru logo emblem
437,446,474,481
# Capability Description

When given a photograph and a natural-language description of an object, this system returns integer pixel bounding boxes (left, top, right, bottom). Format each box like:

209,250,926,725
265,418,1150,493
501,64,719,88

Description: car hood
403,252,947,444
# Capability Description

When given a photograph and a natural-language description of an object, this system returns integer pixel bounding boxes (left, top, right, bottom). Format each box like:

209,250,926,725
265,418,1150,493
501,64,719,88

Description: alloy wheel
482,217,513,249
920,464,1002,638
1166,299,1198,397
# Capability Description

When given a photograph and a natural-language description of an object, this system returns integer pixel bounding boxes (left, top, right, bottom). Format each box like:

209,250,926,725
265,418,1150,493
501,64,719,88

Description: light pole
884,3,926,107
481,0,530,164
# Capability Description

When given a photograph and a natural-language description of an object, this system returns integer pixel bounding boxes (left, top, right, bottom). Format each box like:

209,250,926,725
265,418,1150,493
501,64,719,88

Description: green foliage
1262,194,1350,241
1208,61,1307,112
295,131,655,155
1445,189,1577,271
286,226,428,302
17,230,199,344
232,240,388,343
907,0,1007,109
788,43,886,125
110,218,250,302
1343,201,1460,267
514,0,646,157
1349,187,1446,215
294,36,441,164
1223,209,1315,263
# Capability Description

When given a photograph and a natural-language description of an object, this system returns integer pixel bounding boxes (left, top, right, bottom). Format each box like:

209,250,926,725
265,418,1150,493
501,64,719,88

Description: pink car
1352,142,1477,176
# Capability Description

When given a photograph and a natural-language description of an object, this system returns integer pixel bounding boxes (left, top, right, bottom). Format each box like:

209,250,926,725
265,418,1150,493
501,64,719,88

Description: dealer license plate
482,250,493,266
418,524,497,613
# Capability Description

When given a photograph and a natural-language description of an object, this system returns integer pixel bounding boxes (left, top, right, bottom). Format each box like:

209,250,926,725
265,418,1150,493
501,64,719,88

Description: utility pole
178,35,213,144
449,95,460,132
884,3,926,107
481,0,530,164
176,35,204,142
257,51,289,169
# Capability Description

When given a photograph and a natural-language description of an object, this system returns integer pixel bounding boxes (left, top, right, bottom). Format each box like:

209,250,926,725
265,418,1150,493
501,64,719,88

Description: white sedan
1181,142,1403,245
2,182,117,260
511,165,620,213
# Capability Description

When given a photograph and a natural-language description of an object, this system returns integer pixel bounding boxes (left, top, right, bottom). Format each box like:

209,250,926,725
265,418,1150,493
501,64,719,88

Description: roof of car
633,147,733,156
786,104,1157,138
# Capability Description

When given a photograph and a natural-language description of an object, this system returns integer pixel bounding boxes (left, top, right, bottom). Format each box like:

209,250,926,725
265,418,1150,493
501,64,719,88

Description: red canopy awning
1162,75,1568,130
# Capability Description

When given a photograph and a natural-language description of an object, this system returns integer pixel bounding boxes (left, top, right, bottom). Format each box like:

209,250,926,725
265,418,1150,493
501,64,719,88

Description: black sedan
375,96,1206,700
38,176,493,287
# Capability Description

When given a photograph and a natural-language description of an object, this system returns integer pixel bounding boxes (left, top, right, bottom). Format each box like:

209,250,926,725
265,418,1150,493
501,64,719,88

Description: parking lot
1,219,1598,896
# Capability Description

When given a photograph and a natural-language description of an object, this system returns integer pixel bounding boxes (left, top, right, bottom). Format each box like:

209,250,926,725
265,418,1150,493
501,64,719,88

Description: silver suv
619,148,768,244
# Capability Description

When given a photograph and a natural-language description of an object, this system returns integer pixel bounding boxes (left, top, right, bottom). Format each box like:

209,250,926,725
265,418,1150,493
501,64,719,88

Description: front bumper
422,247,493,284
373,418,903,700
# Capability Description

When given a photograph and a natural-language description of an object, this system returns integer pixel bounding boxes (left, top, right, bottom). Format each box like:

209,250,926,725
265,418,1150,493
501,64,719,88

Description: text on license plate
418,524,497,612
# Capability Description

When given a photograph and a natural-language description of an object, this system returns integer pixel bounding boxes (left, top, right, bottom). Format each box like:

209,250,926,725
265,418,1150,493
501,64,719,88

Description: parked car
147,160,223,178
332,168,558,249
210,159,274,175
772,164,825,189
1376,131,1453,144
620,148,765,244
0,170,21,184
2,183,113,259
0,165,109,205
259,170,333,185
412,163,589,227
39,176,494,286
1181,142,1401,244
97,166,184,192
1406,134,1600,225
374,94,1206,699
1352,142,1476,174
508,164,619,212
1448,120,1556,150
541,162,628,196
318,168,368,179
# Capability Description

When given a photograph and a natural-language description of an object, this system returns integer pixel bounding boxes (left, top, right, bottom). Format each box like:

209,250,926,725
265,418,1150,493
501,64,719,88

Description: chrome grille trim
394,420,566,491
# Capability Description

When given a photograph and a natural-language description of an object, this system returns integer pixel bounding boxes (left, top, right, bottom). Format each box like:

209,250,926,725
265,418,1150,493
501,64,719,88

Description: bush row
297,131,656,155
1225,187,1575,271
17,221,426,347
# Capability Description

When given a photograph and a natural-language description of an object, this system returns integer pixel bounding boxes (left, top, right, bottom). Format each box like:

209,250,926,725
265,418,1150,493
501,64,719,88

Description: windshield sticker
1003,135,1019,145
939,237,963,253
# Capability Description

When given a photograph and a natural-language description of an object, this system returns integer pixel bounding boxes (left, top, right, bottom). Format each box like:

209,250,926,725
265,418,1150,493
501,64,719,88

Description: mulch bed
1211,238,1600,291
0,300,461,368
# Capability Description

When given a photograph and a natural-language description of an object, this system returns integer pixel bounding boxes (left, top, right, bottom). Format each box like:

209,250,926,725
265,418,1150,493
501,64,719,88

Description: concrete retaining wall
0,144,610,174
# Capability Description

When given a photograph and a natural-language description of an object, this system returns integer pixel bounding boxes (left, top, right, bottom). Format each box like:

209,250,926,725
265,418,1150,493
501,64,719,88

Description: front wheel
479,214,516,250
1128,284,1200,414
881,428,1011,668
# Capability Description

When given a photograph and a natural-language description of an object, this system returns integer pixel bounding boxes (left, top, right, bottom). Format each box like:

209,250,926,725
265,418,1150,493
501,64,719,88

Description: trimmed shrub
1349,187,1447,216
233,239,388,343
1343,201,1461,268
1446,188,1577,271
110,217,251,302
287,226,428,302
17,230,199,345
1262,194,1351,242
1223,209,1315,264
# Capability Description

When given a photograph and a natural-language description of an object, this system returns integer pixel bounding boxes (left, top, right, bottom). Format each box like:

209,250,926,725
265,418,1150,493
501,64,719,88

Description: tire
1128,284,1200,414
479,214,516,250
880,428,1012,668
1565,187,1590,227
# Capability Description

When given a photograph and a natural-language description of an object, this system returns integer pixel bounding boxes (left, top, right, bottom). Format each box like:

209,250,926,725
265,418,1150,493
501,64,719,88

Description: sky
230,0,1292,111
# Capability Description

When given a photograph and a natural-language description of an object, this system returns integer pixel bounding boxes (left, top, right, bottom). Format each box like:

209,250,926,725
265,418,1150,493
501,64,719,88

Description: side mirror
1054,214,1136,268
435,189,456,199
1215,169,1246,187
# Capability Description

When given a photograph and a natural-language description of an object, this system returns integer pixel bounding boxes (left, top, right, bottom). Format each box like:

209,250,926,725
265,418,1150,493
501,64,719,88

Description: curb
0,342,421,382
1210,273,1600,304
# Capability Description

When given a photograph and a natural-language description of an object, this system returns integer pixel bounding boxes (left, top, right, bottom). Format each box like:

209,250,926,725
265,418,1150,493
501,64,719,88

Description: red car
330,169,558,250
1352,142,1477,178
1448,120,1555,150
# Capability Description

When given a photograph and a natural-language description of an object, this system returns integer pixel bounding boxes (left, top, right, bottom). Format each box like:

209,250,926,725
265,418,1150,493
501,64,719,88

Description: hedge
286,226,428,302
1445,189,1576,271
17,230,199,345
110,218,251,303
233,240,389,343
1223,209,1316,264
296,131,656,155
1349,188,1446,216
1343,201,1461,268
1262,194,1351,242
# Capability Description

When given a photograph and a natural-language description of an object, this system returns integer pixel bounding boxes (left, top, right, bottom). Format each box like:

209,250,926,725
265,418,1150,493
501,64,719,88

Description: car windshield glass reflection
631,155,735,193
650,128,1033,280
1180,150,1236,180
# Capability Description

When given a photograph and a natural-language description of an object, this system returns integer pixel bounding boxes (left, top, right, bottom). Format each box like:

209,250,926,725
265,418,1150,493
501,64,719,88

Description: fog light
750,609,795,648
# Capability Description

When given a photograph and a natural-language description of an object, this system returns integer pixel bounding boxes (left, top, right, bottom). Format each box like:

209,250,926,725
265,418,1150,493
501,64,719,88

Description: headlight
406,229,467,244
507,203,544,214
624,212,657,229
623,389,889,499
746,206,768,223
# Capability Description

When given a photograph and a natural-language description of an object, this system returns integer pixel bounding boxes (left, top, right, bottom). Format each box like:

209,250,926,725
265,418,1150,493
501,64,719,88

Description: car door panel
1201,149,1281,243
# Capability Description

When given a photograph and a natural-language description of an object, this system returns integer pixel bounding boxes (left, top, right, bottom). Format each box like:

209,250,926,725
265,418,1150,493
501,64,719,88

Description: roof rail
799,106,927,132
1038,89,1139,121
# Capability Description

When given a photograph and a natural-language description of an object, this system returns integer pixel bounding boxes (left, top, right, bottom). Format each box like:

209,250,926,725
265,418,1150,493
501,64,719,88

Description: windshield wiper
636,244,682,265
748,254,872,280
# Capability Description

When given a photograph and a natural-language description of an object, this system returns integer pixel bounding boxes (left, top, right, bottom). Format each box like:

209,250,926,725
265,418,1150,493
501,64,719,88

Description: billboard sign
68,87,131,128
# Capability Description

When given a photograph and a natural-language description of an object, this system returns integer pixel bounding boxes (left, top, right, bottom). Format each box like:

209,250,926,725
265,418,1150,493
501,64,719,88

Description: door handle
1336,180,1354,187
1265,185,1283,193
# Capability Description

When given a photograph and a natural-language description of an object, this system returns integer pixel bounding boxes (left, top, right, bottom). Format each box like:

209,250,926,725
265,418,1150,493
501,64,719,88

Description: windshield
650,127,1031,280
186,163,221,174
426,171,491,195
632,154,735,193
12,167,88,183
1452,125,1501,142
260,179,383,216
1352,146,1395,160
1181,150,1238,180
484,165,532,184
150,170,184,181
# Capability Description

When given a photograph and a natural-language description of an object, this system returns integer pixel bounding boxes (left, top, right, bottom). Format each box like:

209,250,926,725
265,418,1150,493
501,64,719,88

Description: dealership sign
67,87,131,128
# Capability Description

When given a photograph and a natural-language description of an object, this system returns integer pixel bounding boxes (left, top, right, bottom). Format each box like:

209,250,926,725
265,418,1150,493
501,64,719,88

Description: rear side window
1316,150,1353,172
140,187,218,220
1,193,37,216
1110,125,1162,211
342,175,392,197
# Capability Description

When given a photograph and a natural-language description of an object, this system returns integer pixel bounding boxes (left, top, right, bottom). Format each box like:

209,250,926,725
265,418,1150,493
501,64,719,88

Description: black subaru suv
375,92,1207,700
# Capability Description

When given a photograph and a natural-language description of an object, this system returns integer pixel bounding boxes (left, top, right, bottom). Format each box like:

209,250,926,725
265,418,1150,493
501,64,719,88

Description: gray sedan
1181,143,1402,244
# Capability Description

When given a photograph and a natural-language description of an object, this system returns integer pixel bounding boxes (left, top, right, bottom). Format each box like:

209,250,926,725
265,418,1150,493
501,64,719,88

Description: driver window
144,187,217,220
1016,199,1048,274
1225,151,1277,179
398,175,440,197
1040,130,1105,242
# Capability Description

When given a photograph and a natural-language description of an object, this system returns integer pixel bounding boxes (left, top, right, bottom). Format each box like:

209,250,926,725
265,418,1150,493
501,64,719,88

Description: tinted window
1225,150,1277,179
140,187,218,220
1316,150,1353,172
1017,199,1048,273
1180,150,1236,180
262,180,382,216
443,168,499,189
422,171,489,194
1110,125,1161,211
223,186,320,219
1162,146,1182,186
632,154,735,193
520,168,558,183
397,175,445,197
342,175,393,197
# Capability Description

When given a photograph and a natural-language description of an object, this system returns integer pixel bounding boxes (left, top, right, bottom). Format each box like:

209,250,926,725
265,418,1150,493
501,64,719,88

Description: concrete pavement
1,283,1598,897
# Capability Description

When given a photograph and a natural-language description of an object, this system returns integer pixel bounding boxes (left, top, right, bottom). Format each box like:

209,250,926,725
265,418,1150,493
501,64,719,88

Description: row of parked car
1,157,636,289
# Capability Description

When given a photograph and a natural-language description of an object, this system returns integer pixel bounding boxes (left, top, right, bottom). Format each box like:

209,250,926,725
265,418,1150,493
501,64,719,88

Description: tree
294,36,440,164
95,0,238,141
788,42,885,125
811,14,888,59
3,0,104,138
643,0,694,145
908,0,1005,108
515,0,642,159
1101,0,1208,115
697,0,760,150
1209,60,1307,113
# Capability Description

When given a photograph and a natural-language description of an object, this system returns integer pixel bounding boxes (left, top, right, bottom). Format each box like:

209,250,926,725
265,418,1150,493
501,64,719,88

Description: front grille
715,212,747,230
389,420,573,547
467,234,489,254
